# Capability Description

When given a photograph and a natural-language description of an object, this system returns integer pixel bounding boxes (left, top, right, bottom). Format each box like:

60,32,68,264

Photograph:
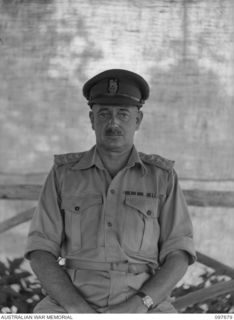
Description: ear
136,110,143,130
89,111,95,130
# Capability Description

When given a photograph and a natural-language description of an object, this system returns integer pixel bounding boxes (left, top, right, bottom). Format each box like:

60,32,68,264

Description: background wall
0,0,233,272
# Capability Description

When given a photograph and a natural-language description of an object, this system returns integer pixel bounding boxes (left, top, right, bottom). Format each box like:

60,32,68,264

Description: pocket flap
125,195,157,218
62,194,103,213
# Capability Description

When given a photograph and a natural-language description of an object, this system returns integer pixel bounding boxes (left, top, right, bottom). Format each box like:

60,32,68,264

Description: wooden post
1,185,234,207
173,279,234,310
0,207,35,233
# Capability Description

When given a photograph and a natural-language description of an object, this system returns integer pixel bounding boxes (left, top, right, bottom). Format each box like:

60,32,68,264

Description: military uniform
25,145,196,312
25,68,196,313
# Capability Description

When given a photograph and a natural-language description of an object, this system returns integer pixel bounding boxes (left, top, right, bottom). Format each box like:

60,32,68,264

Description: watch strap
136,291,145,298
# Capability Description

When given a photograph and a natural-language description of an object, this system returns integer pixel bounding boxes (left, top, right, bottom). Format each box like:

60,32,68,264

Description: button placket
104,181,119,258
106,183,117,228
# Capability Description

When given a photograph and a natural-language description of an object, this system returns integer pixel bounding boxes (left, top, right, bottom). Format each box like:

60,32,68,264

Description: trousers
33,295,178,314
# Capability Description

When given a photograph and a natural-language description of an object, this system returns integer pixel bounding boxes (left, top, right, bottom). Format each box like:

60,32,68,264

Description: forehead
92,104,138,112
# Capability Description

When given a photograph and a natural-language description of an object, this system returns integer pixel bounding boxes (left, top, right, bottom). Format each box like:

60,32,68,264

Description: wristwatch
136,291,154,310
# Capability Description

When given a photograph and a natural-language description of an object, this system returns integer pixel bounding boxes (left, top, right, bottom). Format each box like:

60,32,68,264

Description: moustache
105,126,123,136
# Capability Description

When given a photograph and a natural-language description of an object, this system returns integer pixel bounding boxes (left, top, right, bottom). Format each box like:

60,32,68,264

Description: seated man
25,69,196,313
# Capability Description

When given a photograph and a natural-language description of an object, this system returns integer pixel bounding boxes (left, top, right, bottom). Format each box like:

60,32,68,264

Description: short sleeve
25,166,64,259
158,169,196,265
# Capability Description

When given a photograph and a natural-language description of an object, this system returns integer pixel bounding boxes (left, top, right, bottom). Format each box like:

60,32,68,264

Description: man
25,69,196,313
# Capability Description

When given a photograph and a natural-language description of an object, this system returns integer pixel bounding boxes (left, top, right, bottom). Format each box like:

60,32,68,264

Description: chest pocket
122,195,160,255
62,194,103,253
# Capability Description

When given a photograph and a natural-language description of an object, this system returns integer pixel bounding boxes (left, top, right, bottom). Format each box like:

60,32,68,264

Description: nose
108,111,120,125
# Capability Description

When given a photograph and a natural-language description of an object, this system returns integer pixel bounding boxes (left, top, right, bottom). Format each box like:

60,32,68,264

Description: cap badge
108,78,119,95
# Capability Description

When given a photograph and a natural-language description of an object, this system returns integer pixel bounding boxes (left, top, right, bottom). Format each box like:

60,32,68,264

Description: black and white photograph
0,0,234,316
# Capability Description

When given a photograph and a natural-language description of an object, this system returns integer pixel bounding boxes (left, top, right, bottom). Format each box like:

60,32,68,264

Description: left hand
97,294,148,313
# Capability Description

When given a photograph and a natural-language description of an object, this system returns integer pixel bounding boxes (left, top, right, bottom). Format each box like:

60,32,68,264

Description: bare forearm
141,251,189,307
30,250,95,313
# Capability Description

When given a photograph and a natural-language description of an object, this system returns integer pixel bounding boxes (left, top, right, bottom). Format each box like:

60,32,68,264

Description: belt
65,259,155,274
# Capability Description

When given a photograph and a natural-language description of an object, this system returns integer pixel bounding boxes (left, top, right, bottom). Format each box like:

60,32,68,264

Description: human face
89,105,143,152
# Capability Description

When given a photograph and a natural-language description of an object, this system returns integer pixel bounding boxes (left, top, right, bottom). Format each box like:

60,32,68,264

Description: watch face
143,296,154,309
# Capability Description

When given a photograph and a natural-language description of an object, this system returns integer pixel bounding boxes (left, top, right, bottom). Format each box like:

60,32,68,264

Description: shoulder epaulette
139,152,175,172
54,152,85,166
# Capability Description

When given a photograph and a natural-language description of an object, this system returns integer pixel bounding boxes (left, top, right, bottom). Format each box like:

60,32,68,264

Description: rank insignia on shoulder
139,152,174,172
54,152,84,166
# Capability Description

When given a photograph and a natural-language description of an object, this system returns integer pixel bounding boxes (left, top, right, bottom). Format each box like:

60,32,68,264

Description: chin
102,142,125,152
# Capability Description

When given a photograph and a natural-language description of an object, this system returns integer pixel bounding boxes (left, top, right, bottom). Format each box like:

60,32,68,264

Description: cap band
90,93,143,103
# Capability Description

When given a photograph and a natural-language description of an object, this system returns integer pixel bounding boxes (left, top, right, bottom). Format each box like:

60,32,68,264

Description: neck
97,145,133,177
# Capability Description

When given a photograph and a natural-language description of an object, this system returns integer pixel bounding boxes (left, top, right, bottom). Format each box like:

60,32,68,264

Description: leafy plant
1,257,233,313
172,269,234,313
0,257,44,313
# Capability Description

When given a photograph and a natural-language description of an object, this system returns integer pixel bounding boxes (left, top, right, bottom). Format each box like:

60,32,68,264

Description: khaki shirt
26,145,196,309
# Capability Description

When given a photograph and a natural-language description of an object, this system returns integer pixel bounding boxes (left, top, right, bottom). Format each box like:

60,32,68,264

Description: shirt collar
125,145,147,176
70,145,147,175
70,145,104,170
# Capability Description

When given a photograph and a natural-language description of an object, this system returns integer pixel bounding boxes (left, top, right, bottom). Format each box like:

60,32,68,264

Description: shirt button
75,206,80,211
147,210,152,216
107,222,112,227
110,189,115,194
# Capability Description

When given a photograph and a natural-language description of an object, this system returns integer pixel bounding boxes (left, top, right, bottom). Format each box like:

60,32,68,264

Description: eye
97,112,110,120
118,112,130,121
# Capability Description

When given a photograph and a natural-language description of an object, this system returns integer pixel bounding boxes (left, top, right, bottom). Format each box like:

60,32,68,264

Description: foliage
0,257,233,313
0,257,44,313
172,269,234,313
